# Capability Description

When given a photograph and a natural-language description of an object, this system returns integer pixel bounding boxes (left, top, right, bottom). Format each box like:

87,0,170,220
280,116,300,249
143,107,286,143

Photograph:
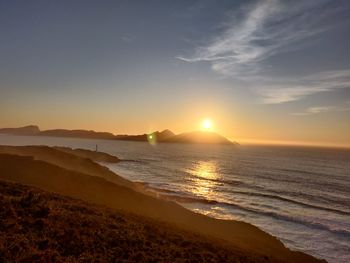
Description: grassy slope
52,146,120,163
0,180,272,262
0,146,132,189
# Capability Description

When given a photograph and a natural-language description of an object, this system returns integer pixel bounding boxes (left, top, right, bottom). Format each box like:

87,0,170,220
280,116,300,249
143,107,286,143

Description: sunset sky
1,0,350,147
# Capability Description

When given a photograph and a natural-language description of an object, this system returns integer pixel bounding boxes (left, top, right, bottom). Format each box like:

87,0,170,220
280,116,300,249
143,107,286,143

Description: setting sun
202,118,212,130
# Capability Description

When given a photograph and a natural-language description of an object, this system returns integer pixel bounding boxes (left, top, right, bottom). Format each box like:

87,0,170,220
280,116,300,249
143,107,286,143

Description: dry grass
0,180,273,263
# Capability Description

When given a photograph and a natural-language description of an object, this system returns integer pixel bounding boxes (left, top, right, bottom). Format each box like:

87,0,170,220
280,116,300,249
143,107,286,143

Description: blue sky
1,0,350,146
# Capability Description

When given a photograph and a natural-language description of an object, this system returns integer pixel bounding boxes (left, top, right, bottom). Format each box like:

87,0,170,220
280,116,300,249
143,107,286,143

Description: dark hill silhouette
114,134,147,141
0,125,40,135
40,129,115,140
0,125,238,145
164,131,237,145
157,129,175,140
115,129,175,142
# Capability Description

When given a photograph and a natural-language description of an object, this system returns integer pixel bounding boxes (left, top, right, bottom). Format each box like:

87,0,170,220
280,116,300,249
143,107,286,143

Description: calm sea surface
0,134,349,263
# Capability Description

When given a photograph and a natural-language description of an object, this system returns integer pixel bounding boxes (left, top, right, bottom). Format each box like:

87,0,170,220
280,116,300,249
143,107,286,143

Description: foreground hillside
0,180,276,262
0,146,325,262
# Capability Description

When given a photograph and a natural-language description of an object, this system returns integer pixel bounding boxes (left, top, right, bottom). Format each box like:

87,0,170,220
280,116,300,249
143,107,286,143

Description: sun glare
202,118,212,130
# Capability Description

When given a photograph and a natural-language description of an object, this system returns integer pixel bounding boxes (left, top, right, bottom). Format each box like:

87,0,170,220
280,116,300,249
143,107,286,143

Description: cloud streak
258,69,350,104
293,105,350,116
178,0,350,104
178,0,335,77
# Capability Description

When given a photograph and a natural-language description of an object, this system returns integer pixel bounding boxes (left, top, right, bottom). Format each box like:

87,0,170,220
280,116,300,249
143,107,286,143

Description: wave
183,174,350,215
145,185,350,239
185,173,243,187
147,183,350,216
226,190,350,216
277,167,339,178
120,159,148,164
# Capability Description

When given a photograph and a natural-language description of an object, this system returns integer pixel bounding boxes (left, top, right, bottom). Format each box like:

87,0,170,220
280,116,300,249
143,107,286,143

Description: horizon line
1,124,349,150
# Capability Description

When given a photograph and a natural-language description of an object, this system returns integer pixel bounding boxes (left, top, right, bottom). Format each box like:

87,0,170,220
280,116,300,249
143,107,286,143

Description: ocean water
0,134,349,263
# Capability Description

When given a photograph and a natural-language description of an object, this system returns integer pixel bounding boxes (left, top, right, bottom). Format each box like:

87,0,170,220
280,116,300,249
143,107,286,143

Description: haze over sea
1,134,349,263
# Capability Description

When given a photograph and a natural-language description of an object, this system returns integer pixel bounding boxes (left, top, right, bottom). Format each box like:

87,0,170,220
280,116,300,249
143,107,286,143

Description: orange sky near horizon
1,81,349,148
1,102,349,148
1,80,350,148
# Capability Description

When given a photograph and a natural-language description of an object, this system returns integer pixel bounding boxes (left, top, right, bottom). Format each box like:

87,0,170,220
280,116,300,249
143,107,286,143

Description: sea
0,134,349,263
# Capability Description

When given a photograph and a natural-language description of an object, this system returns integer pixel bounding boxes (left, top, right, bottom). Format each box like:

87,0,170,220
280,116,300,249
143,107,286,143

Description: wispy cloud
121,36,133,43
177,0,336,77
293,105,350,116
258,69,350,104
177,0,350,104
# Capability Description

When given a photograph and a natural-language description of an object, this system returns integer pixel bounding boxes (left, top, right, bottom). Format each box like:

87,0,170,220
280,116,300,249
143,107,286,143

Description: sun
202,118,212,130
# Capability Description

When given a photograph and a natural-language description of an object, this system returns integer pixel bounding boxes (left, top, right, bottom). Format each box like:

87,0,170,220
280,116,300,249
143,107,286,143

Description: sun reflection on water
186,161,220,199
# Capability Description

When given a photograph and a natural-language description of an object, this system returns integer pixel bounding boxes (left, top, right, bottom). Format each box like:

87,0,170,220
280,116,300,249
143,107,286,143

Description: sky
1,0,350,147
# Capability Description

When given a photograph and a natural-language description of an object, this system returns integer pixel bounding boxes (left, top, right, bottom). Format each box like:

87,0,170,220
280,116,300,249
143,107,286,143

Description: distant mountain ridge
40,129,115,140
0,125,40,135
115,129,175,142
164,131,237,145
0,125,238,145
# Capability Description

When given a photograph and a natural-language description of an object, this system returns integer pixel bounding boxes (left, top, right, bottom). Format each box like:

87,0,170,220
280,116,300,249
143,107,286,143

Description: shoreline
0,145,326,262
1,132,350,151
